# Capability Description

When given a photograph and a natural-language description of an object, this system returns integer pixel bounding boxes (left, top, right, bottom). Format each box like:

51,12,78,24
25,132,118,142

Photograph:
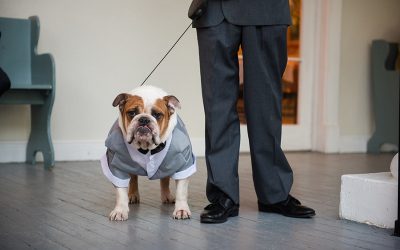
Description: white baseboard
0,141,27,162
0,138,207,163
0,135,374,163
0,140,107,162
55,140,106,161
339,135,369,153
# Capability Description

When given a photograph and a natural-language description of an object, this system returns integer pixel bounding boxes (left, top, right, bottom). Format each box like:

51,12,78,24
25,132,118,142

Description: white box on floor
339,172,398,228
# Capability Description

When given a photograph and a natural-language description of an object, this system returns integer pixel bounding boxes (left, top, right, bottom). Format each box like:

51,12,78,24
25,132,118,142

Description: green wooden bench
0,16,55,169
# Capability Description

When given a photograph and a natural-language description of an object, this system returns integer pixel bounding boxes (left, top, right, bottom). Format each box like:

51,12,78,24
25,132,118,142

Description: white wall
339,0,400,152
0,0,205,161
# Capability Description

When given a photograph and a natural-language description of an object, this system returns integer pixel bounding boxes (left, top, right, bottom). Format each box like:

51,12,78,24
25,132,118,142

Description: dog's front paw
128,192,140,204
109,205,129,221
172,201,191,220
161,191,175,204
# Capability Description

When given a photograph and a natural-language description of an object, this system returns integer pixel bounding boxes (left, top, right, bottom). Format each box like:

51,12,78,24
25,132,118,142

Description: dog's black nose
139,117,150,126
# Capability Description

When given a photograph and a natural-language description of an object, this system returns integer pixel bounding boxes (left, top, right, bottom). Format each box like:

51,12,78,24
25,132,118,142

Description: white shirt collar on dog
124,134,173,179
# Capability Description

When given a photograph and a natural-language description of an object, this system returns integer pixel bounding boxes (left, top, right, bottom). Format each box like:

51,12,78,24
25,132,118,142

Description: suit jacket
193,0,292,28
100,116,196,187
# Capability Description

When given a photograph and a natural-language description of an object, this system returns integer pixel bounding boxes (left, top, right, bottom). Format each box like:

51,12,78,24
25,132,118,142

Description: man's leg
242,25,293,204
242,25,315,218
196,21,242,205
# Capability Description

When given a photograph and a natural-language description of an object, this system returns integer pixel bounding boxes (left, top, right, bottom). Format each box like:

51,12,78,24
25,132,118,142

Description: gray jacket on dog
101,116,196,187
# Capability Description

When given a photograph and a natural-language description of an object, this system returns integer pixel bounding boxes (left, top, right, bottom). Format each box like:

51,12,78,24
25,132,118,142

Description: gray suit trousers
197,20,293,205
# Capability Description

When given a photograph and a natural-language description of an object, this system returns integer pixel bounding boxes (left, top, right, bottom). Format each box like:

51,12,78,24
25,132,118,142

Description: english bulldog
100,85,196,221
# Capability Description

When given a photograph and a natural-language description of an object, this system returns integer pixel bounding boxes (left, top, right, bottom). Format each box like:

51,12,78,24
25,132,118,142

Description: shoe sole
259,206,315,218
200,209,239,224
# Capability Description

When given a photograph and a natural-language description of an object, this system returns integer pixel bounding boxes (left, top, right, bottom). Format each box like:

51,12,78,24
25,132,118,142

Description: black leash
140,0,207,86
140,22,193,86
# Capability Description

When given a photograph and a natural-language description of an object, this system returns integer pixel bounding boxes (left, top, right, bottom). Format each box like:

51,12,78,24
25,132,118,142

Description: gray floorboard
1,152,400,250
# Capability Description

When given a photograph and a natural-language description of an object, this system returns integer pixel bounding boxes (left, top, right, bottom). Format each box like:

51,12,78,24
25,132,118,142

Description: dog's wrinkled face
112,86,180,150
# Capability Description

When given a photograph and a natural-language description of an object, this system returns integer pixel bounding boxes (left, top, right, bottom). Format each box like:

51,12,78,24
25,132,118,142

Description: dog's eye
152,112,163,120
127,111,136,118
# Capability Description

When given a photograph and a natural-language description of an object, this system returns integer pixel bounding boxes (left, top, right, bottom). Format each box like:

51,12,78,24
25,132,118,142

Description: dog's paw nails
129,195,140,204
173,201,191,219
172,209,191,220
128,192,140,204
162,199,175,204
161,194,175,204
109,206,129,221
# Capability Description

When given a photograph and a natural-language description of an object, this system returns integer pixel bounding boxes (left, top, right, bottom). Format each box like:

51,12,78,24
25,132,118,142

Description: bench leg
367,135,382,153
26,94,55,169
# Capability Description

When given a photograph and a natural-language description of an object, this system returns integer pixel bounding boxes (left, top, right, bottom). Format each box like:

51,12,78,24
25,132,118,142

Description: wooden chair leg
26,93,55,169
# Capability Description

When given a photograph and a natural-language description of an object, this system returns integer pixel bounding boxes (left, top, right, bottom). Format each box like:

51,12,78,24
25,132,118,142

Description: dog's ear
163,95,181,114
112,93,128,112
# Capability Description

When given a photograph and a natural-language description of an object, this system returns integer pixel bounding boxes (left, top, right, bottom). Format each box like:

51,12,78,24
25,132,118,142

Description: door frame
240,0,343,152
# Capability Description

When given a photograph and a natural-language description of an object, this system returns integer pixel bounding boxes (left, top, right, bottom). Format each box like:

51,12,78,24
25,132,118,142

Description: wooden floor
1,152,400,250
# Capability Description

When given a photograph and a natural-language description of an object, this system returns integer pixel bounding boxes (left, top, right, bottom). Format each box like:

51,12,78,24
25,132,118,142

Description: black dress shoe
203,203,217,210
258,195,315,218
200,197,239,224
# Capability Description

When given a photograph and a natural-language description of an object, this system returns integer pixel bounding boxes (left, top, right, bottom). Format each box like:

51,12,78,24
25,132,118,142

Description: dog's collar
137,142,166,155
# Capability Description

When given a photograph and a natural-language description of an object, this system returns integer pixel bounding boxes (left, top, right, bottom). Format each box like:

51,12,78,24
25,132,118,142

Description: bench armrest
28,16,55,88
32,53,55,88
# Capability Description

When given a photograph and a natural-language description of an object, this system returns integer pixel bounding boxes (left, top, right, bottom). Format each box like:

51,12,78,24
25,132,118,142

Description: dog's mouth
127,125,152,144
126,120,161,150
136,126,151,135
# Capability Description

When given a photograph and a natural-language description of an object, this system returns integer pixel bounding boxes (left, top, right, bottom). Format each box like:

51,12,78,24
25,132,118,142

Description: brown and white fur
109,85,191,221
